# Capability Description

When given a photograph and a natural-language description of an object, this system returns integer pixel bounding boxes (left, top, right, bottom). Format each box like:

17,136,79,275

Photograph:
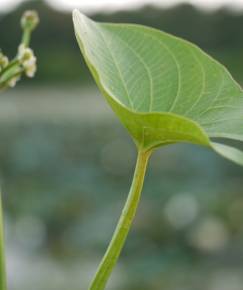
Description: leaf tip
72,9,92,35
72,8,81,24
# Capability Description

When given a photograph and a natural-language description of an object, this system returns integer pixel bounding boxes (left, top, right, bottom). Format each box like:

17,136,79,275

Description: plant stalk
88,149,152,290
0,193,7,290
22,28,31,47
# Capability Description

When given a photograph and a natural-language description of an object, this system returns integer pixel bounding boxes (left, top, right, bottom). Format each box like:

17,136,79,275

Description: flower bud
25,64,37,78
17,44,37,78
21,10,39,31
8,76,20,88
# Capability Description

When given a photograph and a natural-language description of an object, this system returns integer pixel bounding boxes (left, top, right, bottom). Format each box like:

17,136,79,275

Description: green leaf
212,142,243,166
73,10,243,165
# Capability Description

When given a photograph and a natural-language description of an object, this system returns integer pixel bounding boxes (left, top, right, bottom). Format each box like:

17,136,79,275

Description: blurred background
1,0,243,289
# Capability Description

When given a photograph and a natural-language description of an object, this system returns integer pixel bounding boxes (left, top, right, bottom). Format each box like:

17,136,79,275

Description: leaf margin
73,9,243,166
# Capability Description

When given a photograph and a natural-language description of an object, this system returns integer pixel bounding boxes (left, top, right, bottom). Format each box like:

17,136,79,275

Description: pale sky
1,0,243,13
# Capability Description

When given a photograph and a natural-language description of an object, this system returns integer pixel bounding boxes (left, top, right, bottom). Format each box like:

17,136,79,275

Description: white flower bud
25,62,37,78
17,44,37,78
17,44,33,61
8,76,20,88
21,10,39,32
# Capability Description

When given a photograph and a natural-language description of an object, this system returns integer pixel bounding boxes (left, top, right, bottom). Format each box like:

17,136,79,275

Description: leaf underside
73,10,243,166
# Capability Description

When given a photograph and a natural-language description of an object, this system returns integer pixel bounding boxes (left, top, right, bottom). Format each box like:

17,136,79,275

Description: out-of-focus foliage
1,0,243,85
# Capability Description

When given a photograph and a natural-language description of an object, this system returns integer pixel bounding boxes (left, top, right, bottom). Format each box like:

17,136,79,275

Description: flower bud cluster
17,44,37,78
0,10,39,91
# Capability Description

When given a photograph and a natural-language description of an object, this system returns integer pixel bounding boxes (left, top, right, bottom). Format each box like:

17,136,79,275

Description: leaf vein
183,48,206,116
112,34,154,112
97,27,134,109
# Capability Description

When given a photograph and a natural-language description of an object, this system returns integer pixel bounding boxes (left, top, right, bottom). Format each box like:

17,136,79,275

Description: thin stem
0,193,7,290
88,149,152,290
0,60,21,90
0,59,19,78
0,70,23,90
22,29,31,47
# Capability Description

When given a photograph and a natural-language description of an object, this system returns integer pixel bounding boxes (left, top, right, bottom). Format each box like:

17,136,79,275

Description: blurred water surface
1,86,243,290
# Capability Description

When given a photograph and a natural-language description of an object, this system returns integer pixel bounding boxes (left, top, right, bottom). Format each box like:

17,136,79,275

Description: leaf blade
211,142,243,166
73,10,243,165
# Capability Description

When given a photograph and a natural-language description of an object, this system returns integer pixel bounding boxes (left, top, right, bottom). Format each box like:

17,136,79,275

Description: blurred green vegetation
1,1,243,290
1,0,243,85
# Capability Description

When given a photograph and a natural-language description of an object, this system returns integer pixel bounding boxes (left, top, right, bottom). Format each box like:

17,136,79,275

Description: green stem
0,193,7,290
0,70,23,90
0,60,22,90
88,149,152,290
0,59,19,78
22,28,31,47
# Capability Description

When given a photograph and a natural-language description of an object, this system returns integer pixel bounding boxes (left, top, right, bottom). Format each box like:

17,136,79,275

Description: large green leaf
73,10,243,166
